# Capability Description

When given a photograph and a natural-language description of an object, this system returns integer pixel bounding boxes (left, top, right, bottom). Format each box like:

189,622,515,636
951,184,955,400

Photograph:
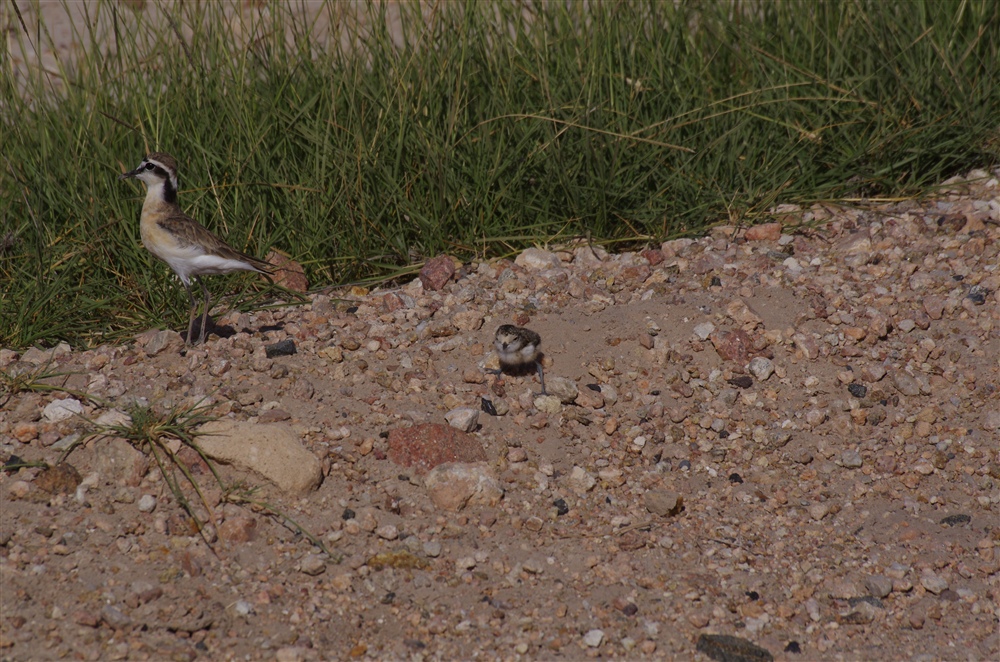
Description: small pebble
376,524,399,540
920,570,949,594
137,494,157,513
300,554,326,576
840,450,863,468
747,357,774,381
444,407,479,432
583,629,604,648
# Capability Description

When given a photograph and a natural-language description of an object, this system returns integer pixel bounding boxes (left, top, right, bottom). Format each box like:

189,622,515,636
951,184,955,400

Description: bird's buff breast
138,204,203,283
139,202,180,258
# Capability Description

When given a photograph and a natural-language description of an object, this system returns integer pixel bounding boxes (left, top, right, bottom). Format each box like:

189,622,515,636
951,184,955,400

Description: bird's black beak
119,165,142,180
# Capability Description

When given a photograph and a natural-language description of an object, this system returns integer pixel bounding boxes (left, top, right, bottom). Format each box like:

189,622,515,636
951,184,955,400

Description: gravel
1,169,999,660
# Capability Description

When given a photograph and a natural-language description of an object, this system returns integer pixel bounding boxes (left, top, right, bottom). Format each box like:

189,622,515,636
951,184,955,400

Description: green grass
2,0,998,348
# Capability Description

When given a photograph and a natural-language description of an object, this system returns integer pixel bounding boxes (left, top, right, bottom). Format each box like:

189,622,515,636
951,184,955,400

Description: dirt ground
2,167,1000,661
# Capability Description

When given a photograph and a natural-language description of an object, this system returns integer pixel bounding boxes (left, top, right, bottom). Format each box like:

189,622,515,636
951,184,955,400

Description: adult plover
119,152,273,345
492,324,546,394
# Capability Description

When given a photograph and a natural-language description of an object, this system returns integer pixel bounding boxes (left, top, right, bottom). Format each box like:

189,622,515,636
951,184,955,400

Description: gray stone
809,503,831,521
20,343,71,365
600,384,618,406
146,330,184,356
583,629,604,648
693,322,715,340
375,524,399,540
840,450,863,468
864,574,893,598
100,605,132,631
891,371,921,397
982,410,1000,432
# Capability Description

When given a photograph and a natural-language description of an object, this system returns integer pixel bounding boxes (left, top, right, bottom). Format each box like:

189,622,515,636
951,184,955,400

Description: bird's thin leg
183,281,198,345
198,277,210,345
535,360,546,395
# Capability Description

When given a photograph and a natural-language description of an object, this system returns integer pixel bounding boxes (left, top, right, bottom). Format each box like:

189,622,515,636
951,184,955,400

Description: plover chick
119,152,273,345
492,324,546,394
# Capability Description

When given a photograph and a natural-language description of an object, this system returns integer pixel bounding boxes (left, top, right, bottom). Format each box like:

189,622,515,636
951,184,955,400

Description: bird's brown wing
156,212,273,274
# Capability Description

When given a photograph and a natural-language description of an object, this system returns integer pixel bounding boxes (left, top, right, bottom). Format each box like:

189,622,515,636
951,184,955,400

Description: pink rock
641,249,664,266
793,333,820,360
691,253,724,275
745,222,782,241
72,610,100,628
661,238,694,257
266,250,308,292
868,311,892,339
709,329,753,364
576,387,605,409
258,408,291,423
387,423,487,475
424,462,503,511
419,255,456,291
219,515,258,543
620,265,651,283
381,293,406,312
923,296,945,320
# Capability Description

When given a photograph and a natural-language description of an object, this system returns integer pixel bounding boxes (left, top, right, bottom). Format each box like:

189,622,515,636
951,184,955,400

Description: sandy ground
2,167,1000,661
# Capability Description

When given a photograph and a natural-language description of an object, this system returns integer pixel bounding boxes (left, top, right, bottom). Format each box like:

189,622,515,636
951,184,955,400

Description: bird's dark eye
145,163,155,170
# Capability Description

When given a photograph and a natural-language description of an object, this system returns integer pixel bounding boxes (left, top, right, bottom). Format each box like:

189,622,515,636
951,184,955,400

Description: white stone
299,554,326,576
375,524,399,540
42,398,84,422
568,466,596,494
444,407,479,433
783,257,802,272
424,462,503,511
515,247,562,271
693,322,715,340
95,409,131,428
920,569,949,594
747,357,774,381
137,494,157,513
809,503,831,521
583,629,605,647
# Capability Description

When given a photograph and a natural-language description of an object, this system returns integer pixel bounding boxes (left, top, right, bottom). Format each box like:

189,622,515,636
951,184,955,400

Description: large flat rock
197,421,322,495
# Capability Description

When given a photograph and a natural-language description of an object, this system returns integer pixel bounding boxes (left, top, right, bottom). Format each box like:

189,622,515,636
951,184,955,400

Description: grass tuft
0,358,84,409
82,401,222,538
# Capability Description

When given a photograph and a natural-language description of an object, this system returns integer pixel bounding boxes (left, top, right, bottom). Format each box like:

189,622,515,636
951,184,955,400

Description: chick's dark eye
145,163,155,170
